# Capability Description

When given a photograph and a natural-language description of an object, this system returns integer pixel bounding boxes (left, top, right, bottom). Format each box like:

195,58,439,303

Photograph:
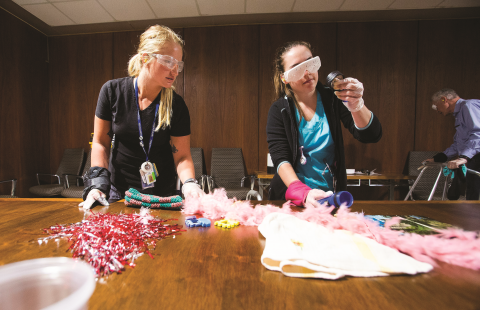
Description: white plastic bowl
0,257,96,310
346,169,355,175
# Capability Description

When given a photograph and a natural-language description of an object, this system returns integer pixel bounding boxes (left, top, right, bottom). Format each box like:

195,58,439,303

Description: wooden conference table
1,198,479,310
255,171,415,200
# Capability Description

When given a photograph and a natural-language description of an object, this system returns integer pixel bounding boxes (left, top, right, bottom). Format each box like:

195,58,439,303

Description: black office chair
191,148,208,190
176,147,208,195
61,150,92,198
207,148,261,200
0,179,17,198
29,148,85,197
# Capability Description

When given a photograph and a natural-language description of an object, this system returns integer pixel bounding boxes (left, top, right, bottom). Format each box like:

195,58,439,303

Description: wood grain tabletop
0,198,479,310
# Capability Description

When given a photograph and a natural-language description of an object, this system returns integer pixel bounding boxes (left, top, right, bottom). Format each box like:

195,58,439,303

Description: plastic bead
214,219,239,229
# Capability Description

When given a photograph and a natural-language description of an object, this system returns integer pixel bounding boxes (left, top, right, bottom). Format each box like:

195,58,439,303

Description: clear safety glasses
149,54,184,72
282,56,321,83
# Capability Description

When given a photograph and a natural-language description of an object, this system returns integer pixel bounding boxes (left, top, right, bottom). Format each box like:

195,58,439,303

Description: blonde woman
266,41,382,206
80,25,203,209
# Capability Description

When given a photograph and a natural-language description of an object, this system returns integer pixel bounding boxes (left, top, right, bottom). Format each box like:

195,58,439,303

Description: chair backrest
408,151,448,200
211,148,247,188
191,148,206,182
55,148,85,185
82,149,92,175
0,179,16,198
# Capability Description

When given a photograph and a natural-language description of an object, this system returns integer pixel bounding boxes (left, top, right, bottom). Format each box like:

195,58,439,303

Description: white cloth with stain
258,213,433,280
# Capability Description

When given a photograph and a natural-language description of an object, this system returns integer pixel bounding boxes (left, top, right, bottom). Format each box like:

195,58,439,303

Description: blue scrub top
294,91,335,191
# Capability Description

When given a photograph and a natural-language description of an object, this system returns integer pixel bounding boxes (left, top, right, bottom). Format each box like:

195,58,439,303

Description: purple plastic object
185,216,201,227
185,216,211,228
197,218,211,227
318,191,353,207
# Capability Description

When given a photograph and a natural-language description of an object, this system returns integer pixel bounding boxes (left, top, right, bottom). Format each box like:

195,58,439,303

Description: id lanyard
135,78,159,162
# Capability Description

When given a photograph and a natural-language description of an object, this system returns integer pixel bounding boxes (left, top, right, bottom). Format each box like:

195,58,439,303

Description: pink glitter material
41,209,184,277
183,189,480,270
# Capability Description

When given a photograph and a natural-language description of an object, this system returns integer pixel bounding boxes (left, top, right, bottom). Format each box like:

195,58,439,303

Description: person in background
266,41,382,206
80,25,204,209
424,88,480,200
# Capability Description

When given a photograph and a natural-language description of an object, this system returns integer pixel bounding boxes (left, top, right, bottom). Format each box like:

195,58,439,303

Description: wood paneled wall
338,21,418,199
5,18,480,198
0,9,49,197
183,26,259,173
338,21,418,174
415,19,480,152
49,34,113,170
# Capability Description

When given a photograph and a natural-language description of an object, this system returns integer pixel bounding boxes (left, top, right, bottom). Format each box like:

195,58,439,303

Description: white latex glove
182,183,205,199
79,189,109,209
332,77,364,112
305,189,333,207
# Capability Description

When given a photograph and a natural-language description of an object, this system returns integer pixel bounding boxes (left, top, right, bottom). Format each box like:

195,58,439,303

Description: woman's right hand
79,189,109,209
182,183,205,199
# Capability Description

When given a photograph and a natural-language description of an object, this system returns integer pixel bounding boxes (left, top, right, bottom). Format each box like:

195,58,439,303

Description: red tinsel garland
40,209,184,277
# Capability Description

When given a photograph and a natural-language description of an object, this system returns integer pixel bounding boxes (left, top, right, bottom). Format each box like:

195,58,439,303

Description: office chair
29,148,84,197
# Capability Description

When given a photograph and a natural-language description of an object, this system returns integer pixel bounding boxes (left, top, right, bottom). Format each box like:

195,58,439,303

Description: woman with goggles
266,41,382,207
80,25,204,209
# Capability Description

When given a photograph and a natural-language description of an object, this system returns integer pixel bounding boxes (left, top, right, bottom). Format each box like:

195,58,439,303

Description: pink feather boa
183,189,480,270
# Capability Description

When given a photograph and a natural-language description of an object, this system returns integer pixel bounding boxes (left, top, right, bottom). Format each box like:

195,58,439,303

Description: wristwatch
183,178,198,184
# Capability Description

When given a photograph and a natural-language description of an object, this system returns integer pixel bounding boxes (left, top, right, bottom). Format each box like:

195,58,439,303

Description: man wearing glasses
424,88,480,200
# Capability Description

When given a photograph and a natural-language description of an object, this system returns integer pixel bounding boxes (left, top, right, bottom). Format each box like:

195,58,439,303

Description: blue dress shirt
444,98,480,159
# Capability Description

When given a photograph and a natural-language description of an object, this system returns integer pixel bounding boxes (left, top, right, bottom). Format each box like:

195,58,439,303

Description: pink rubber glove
285,180,311,206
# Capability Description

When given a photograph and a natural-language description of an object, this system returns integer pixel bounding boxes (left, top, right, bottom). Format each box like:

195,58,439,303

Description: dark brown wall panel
184,26,259,175
49,34,113,171
112,28,184,97
113,31,142,79
0,9,49,197
337,21,418,177
258,23,337,172
415,19,480,153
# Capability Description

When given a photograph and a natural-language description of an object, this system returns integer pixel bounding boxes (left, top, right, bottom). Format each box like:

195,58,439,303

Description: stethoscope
299,146,333,176
299,147,336,191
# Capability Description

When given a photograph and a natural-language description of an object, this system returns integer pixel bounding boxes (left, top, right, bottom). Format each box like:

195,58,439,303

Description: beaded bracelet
124,188,183,209
124,196,183,209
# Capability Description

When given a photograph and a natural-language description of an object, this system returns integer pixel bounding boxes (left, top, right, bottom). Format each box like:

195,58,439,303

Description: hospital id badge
140,161,156,189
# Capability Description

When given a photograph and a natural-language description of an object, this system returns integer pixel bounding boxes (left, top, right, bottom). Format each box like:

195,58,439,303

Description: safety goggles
282,56,321,83
149,54,184,72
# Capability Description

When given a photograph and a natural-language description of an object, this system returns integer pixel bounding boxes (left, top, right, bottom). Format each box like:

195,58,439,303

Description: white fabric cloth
258,213,433,280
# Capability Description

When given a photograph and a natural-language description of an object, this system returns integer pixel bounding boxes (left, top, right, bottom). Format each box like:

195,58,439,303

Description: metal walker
405,162,480,201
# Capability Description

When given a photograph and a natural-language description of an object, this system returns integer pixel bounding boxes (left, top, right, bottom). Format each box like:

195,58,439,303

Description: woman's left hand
333,77,364,111
305,189,333,207
182,183,205,199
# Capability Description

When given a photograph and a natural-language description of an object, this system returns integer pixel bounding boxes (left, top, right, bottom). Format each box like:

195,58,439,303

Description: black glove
82,166,111,200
